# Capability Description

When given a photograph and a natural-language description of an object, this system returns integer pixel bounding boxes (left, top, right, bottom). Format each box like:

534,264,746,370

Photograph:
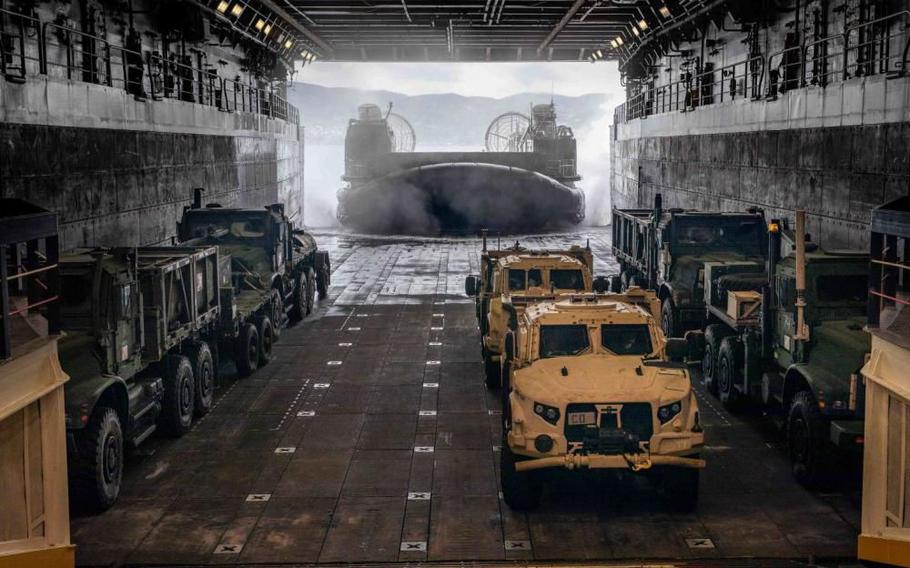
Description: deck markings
408,491,431,500
426,360,441,365
314,383,331,389
347,327,361,331
297,410,316,417
272,382,309,431
414,446,435,453
400,541,427,552
430,326,444,331
246,493,271,502
338,342,353,347
274,447,297,454
214,543,243,554
505,540,531,551
428,341,442,346
423,382,439,388
685,538,715,549
418,410,437,416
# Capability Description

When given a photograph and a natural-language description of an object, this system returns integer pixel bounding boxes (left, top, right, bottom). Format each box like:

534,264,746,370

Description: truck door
111,280,141,372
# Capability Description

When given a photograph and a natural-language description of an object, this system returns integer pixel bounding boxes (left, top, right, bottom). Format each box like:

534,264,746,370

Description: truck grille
565,403,654,454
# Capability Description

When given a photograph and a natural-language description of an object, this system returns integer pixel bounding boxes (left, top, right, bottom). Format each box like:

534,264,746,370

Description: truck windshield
539,325,590,358
601,324,653,355
675,218,764,256
816,274,866,303
183,213,269,243
508,269,526,291
550,269,585,290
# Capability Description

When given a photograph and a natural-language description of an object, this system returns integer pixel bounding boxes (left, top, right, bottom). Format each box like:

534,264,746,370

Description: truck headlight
657,401,683,424
533,402,560,425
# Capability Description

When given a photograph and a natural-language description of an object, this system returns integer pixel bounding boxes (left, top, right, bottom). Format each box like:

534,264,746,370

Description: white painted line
498,491,504,499
338,342,353,347
246,493,271,502
433,300,446,305
400,541,427,552
422,382,439,388
274,447,296,454
327,361,342,366
418,410,437,416
504,540,531,551
432,313,445,317
488,409,501,415
314,383,331,389
297,410,316,417
426,360,441,365
492,445,501,452
356,313,370,318
408,491,431,500
347,327,361,331
685,538,715,549
413,446,435,453
430,326,444,331
214,543,243,554
428,341,442,346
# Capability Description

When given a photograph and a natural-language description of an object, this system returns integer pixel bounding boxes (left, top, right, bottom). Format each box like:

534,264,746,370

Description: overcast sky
295,61,622,99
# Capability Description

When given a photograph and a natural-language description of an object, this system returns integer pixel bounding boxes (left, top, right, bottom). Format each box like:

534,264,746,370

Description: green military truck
176,190,331,375
60,246,224,511
464,235,605,388
612,194,767,338
695,210,869,487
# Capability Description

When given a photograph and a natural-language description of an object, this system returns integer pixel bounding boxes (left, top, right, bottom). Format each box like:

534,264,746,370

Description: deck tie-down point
505,540,531,551
400,541,427,552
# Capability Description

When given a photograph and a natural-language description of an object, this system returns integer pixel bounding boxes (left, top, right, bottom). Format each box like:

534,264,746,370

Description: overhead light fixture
310,53,318,62
216,1,230,13
230,3,244,16
638,19,649,30
595,49,603,59
632,26,640,36
263,23,272,35
284,39,294,49
659,5,671,18
616,36,624,46
610,39,618,48
255,19,266,31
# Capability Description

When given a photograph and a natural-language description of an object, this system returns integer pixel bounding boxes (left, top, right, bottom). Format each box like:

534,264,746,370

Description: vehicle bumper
830,419,864,453
514,451,706,472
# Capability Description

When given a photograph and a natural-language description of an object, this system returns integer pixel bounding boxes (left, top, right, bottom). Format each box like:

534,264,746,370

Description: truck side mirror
592,276,609,293
464,275,480,297
684,330,705,361
665,337,688,363
504,332,516,362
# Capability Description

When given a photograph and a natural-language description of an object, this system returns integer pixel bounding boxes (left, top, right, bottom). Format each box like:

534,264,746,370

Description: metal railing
616,9,910,124
0,7,298,124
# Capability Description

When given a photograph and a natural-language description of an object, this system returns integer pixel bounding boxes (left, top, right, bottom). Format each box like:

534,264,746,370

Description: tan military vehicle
464,239,605,388
498,290,705,511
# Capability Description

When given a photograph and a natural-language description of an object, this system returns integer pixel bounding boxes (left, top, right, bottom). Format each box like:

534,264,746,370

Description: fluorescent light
616,36,624,46
638,19,649,30
659,5,671,17
632,26,639,36
216,1,230,13
284,39,294,49
610,39,618,48
230,3,244,16
263,23,272,35
255,19,265,31
595,49,603,58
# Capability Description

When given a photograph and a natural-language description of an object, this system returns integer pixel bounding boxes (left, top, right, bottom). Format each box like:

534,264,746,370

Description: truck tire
158,355,195,437
788,391,832,489
289,275,308,322
661,298,678,338
189,341,215,417
317,257,330,299
305,267,317,315
500,440,542,510
483,350,501,389
658,464,699,512
256,315,274,366
236,323,260,377
702,324,731,395
270,289,283,340
70,406,123,512
717,337,745,411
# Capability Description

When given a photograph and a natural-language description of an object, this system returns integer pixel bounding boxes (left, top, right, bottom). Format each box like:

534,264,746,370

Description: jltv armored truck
464,238,602,388
612,194,766,338
694,210,868,487
60,246,223,510
498,290,705,510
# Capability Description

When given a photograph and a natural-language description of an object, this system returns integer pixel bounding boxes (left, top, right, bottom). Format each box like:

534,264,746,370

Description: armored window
816,274,866,303
600,324,653,355
550,269,585,290
508,269,526,291
539,324,590,358
527,269,543,288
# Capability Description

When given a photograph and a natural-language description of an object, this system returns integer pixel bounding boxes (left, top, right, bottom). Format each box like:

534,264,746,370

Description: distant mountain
288,82,613,147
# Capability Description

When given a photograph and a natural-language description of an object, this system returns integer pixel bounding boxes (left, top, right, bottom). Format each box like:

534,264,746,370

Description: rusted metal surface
71,228,860,567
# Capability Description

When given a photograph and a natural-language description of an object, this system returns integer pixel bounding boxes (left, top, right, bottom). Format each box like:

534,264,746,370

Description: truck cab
612,194,766,338
498,290,704,511
464,241,599,388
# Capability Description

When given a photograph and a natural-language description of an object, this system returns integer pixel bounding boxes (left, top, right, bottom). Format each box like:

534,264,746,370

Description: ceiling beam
263,0,335,53
537,0,588,52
